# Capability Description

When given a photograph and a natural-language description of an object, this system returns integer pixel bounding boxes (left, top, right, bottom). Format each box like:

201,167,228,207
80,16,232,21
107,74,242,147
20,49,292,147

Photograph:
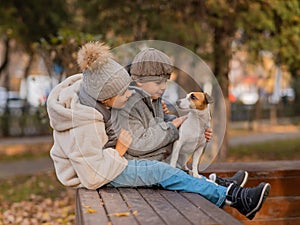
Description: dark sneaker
209,170,248,187
226,182,271,220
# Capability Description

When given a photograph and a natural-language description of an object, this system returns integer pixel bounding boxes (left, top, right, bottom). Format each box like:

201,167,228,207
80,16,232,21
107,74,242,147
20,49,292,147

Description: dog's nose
176,100,181,106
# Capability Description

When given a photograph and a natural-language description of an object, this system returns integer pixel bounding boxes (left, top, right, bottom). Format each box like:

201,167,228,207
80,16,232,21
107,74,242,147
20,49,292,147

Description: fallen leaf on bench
109,210,138,217
83,205,97,213
86,208,97,213
109,212,130,217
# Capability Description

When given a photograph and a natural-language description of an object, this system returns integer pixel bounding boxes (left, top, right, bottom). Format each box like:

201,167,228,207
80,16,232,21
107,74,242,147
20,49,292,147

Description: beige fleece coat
47,74,128,189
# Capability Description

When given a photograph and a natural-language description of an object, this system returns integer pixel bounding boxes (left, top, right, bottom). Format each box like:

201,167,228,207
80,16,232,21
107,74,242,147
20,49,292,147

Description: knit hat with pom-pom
77,42,132,101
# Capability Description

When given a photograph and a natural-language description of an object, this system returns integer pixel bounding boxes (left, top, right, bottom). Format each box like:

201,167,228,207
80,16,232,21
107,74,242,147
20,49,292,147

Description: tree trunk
213,25,232,162
20,52,34,136
3,64,10,137
0,35,9,77
24,53,34,79
22,53,34,105
253,98,262,131
270,104,278,125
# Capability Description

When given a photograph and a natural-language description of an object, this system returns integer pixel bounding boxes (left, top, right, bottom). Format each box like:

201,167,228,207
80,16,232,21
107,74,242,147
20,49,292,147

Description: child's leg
110,159,270,220
110,159,227,207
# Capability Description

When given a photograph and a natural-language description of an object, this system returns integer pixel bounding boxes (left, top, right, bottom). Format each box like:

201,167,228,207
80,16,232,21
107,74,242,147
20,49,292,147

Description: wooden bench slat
99,187,139,225
241,217,300,225
76,188,108,225
159,190,217,224
119,188,166,225
182,192,243,225
138,188,192,225
246,176,300,197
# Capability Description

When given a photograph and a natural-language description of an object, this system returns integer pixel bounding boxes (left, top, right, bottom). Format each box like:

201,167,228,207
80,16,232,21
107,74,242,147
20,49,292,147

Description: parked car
0,87,25,115
0,87,7,108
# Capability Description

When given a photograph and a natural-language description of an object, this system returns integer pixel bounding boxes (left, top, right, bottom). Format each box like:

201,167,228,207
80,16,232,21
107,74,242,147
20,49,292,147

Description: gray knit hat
77,42,132,101
130,48,173,82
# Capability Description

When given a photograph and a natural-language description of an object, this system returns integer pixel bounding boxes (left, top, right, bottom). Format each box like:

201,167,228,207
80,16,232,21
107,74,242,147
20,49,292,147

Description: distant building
20,75,58,107
229,50,294,105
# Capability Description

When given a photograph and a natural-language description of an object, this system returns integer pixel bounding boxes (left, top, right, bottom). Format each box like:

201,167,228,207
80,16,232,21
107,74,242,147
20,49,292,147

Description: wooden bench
75,160,300,225
75,187,242,225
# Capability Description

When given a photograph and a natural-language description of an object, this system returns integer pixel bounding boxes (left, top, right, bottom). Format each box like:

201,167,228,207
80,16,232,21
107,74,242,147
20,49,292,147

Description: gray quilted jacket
111,86,179,161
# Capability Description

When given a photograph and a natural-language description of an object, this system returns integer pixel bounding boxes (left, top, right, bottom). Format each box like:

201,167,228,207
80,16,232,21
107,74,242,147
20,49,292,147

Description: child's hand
115,129,132,156
172,116,188,128
205,128,213,142
162,100,170,114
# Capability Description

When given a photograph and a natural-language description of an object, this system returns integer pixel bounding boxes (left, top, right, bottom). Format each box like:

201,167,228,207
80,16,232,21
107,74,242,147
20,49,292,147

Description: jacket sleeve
116,107,179,157
51,122,128,190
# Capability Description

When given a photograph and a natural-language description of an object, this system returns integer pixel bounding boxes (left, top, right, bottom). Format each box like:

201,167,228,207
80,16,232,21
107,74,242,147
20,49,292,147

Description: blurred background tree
0,0,69,78
0,0,300,159
0,0,70,136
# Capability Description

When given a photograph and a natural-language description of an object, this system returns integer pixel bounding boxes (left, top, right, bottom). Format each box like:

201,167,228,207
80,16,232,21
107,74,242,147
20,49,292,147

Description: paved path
0,157,53,179
1,128,300,179
229,130,300,146
0,136,53,146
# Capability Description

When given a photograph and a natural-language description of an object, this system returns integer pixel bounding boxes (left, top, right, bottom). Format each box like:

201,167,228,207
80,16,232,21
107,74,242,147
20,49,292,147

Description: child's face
102,89,132,108
137,78,167,100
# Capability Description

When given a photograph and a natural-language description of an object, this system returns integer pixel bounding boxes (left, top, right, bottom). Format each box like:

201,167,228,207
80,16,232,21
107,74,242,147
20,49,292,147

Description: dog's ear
204,93,214,104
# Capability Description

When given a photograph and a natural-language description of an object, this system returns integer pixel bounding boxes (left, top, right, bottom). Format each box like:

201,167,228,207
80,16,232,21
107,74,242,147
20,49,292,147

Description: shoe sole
240,171,248,187
246,183,271,220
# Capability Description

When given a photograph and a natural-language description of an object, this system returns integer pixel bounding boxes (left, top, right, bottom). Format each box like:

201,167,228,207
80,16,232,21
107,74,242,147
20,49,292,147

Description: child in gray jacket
112,48,208,161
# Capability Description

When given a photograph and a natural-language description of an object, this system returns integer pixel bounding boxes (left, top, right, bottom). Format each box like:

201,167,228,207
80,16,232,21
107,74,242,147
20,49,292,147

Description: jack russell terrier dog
169,92,213,178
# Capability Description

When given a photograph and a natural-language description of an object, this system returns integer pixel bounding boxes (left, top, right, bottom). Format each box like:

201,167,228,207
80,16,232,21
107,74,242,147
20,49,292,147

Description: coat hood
47,74,104,132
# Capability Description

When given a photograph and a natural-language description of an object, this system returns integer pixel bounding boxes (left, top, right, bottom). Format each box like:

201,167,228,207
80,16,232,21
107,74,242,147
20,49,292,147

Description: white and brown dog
169,92,213,178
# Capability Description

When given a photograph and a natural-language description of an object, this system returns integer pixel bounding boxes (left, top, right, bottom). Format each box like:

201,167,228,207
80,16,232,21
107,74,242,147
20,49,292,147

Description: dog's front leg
170,140,181,168
191,146,204,178
177,154,193,174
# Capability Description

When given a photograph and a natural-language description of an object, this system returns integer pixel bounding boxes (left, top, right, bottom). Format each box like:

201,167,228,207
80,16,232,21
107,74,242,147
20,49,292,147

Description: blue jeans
110,160,227,207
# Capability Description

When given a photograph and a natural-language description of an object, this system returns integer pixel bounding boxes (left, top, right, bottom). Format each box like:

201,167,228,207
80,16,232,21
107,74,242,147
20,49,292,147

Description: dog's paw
169,162,177,168
187,170,193,176
192,173,202,179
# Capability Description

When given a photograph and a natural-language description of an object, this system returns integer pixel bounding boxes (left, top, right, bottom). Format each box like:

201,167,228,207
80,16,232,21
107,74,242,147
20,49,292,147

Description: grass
0,150,49,163
0,171,66,203
228,137,300,161
0,141,52,163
